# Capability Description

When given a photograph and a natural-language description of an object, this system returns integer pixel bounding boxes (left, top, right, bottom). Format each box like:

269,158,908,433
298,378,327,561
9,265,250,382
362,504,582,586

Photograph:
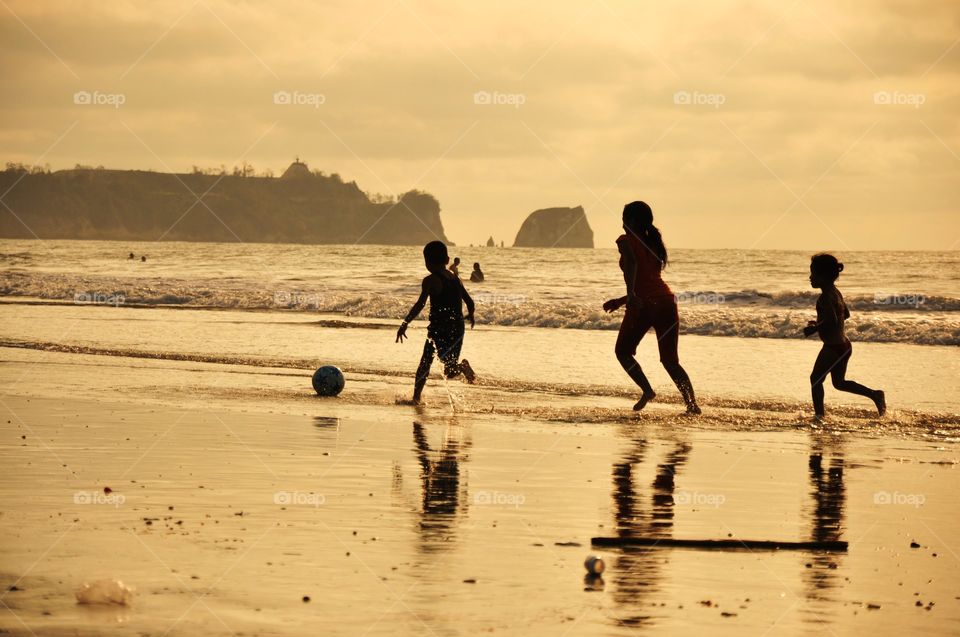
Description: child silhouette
804,253,885,418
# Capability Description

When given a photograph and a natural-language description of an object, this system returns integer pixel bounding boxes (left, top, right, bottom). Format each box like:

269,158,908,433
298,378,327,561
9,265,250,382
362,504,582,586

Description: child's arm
617,237,638,304
396,277,430,343
804,296,824,337
460,280,476,328
804,294,839,337
603,296,628,313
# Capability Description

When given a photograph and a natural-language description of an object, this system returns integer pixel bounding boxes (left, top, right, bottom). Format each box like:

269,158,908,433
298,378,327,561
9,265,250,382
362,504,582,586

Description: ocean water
1,240,958,345
1,240,958,416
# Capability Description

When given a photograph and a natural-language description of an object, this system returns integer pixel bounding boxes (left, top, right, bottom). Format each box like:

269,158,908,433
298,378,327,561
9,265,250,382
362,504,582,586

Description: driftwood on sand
590,537,848,551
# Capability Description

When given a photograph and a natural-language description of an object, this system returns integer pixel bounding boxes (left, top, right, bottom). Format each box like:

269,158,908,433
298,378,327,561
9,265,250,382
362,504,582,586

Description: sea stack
513,206,593,248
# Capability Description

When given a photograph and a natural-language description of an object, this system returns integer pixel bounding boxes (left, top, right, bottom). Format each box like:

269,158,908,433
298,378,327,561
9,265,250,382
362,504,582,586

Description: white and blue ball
312,365,345,396
584,555,605,575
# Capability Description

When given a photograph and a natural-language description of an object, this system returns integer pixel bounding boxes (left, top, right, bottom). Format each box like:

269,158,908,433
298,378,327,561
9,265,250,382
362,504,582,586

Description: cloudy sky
1,0,958,249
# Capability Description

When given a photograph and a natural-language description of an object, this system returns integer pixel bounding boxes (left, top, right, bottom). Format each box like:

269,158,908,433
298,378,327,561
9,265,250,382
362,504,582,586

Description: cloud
0,0,957,248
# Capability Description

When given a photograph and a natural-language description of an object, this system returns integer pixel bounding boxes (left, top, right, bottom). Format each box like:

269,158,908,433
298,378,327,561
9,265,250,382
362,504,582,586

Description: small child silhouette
397,241,476,403
804,253,885,418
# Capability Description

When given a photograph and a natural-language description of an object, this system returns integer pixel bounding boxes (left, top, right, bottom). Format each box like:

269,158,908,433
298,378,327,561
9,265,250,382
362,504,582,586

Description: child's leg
810,346,840,416
615,308,655,409
413,338,436,401
653,299,699,413
829,346,885,415
810,347,832,416
664,362,698,412
458,359,476,383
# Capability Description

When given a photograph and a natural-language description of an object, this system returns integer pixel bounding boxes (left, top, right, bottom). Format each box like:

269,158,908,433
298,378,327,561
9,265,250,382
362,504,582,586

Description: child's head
810,253,844,287
622,200,653,233
453,257,460,266
473,262,480,270
622,200,668,268
423,241,449,270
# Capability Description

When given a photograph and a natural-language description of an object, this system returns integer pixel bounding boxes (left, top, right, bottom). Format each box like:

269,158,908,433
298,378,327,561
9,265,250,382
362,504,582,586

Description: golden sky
1,0,958,249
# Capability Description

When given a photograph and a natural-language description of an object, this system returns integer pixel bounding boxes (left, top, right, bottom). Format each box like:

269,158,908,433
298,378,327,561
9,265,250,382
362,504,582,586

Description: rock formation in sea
512,206,593,248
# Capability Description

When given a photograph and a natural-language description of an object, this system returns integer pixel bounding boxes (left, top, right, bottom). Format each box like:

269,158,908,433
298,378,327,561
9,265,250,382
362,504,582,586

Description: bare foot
873,390,886,417
460,359,476,384
685,404,702,416
633,391,656,411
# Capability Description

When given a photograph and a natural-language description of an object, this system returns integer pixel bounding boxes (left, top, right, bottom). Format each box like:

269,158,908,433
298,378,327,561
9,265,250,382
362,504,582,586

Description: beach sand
1,346,958,636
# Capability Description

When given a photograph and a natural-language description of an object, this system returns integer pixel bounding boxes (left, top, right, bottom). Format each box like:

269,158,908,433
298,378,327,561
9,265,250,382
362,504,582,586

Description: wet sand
1,355,959,635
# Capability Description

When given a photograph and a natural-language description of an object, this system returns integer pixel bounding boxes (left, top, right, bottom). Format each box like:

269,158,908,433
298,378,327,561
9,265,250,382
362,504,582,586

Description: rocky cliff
512,206,593,248
0,163,449,246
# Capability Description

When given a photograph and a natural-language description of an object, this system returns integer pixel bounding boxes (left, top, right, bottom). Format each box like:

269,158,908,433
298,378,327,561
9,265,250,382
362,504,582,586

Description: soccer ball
312,366,345,396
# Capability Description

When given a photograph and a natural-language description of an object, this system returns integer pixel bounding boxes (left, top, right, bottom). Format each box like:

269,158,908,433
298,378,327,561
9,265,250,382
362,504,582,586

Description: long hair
623,201,668,269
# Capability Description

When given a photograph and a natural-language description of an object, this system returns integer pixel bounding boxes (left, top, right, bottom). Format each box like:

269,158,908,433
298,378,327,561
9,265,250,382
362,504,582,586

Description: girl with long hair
603,201,700,414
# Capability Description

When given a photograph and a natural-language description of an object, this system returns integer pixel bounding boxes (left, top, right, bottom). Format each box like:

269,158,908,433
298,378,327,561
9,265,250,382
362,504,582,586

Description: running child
803,253,885,418
603,201,700,414
397,241,476,403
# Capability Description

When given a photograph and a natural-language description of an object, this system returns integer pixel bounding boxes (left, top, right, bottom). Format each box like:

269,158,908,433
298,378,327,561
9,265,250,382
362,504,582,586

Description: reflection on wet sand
609,434,692,628
605,431,850,630
391,420,471,556
802,432,846,621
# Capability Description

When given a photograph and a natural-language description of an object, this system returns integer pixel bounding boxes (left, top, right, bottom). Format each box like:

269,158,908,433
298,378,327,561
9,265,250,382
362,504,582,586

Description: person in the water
469,262,484,283
449,257,461,277
397,241,476,403
604,201,700,414
804,253,885,418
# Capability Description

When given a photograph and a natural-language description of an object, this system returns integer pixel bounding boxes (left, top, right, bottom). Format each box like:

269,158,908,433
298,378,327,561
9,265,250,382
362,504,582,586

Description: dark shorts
615,295,680,364
822,340,852,358
424,320,465,377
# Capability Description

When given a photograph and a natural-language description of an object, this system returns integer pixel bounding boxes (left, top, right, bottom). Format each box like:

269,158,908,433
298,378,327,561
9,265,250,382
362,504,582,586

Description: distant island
513,206,593,248
0,160,449,245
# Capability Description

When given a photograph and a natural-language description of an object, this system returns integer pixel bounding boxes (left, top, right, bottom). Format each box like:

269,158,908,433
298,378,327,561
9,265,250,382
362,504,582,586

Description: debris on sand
75,579,135,605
